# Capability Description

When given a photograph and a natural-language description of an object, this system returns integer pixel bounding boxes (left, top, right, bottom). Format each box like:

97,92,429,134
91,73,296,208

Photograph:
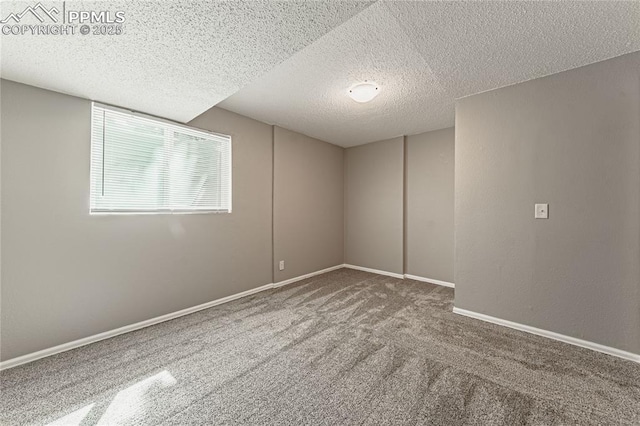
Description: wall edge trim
1,265,352,371
452,307,640,364
404,274,455,288
273,264,344,288
1,282,276,371
344,264,404,279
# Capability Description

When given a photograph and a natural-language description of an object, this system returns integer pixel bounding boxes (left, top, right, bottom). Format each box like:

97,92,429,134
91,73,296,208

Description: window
90,103,231,214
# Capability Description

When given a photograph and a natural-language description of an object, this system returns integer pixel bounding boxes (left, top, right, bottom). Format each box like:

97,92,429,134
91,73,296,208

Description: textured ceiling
0,0,372,122
220,1,640,147
2,1,639,146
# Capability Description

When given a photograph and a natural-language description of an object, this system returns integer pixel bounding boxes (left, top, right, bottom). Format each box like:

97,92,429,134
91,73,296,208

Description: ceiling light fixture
348,81,379,103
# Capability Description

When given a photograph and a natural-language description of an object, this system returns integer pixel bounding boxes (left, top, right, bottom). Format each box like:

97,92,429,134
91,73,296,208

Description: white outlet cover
535,203,549,219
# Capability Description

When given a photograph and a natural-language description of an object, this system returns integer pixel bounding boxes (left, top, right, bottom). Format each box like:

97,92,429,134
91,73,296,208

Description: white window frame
90,103,232,215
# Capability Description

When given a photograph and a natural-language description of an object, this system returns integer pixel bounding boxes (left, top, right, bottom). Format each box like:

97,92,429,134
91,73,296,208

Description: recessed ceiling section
220,1,640,147
0,0,374,122
220,1,448,147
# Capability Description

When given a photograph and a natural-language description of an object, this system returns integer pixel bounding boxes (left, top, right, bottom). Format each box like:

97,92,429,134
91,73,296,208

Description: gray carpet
1,269,639,425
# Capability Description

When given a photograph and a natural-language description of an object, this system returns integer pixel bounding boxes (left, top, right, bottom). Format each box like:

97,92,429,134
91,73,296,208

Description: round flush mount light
348,81,379,103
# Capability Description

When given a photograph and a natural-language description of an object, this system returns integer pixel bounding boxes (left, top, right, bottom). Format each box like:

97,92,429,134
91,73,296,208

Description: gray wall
1,80,274,361
273,126,344,282
345,137,404,275
406,128,455,283
455,52,640,353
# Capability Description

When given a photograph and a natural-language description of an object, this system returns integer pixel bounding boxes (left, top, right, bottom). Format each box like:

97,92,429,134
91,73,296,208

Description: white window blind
90,103,231,214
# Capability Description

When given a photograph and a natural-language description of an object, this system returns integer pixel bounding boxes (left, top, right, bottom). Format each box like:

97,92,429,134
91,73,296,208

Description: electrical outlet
279,260,285,271
535,203,549,219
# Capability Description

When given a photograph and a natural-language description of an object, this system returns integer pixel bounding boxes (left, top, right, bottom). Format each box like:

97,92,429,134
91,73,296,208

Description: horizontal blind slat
90,103,232,213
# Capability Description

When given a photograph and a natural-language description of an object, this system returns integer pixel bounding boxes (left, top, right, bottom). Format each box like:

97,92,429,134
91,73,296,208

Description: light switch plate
535,203,549,219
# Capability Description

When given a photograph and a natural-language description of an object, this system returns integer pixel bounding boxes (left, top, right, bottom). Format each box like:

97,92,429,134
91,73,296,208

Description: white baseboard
273,264,344,288
404,274,455,288
342,267,453,287
343,264,404,279
452,307,640,364
0,282,276,371
0,264,350,371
